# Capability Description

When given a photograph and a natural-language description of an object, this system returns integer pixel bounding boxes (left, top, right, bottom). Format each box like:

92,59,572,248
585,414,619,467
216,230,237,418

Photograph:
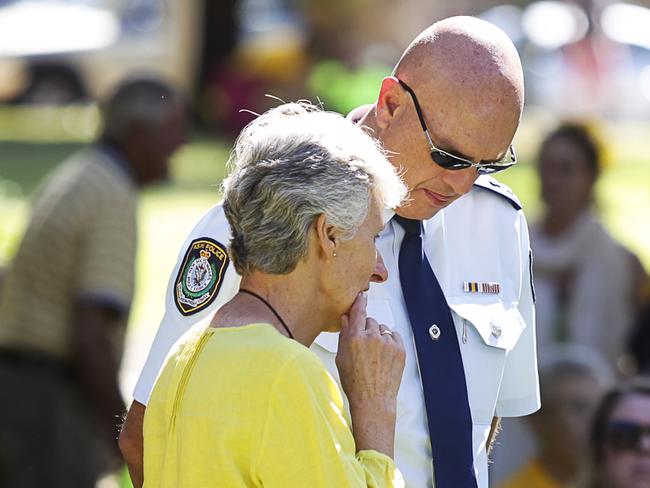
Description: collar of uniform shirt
383,207,396,224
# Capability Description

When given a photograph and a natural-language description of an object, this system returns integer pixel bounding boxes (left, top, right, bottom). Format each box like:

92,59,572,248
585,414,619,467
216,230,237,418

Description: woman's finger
346,292,368,333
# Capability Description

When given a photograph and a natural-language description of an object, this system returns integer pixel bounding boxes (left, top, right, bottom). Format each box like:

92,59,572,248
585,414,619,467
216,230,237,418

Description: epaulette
472,175,522,210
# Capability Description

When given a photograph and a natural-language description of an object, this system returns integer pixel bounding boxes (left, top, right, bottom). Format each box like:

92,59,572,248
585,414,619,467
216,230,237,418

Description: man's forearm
73,307,126,453
120,401,146,488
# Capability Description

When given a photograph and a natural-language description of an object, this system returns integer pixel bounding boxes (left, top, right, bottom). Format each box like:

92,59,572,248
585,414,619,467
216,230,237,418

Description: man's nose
370,251,388,283
441,167,477,196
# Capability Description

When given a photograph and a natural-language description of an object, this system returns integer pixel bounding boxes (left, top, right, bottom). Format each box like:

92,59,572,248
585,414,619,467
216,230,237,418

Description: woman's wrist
349,403,397,457
349,398,398,419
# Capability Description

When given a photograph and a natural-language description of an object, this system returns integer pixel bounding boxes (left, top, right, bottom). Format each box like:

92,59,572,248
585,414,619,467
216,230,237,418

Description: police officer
120,16,539,488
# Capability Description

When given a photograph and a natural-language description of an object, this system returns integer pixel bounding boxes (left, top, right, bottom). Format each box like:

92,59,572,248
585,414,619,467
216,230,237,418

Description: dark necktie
393,215,477,488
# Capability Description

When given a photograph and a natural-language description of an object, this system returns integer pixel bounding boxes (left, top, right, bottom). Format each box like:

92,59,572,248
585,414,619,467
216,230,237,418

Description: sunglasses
605,420,650,453
397,79,517,175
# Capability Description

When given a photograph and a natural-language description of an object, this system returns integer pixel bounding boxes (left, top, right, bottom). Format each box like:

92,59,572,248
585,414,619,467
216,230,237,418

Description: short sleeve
255,350,404,488
76,193,136,314
495,212,541,417
132,204,242,405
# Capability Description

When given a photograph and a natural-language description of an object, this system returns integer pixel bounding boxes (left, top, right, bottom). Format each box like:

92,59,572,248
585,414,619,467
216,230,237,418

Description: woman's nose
370,251,388,283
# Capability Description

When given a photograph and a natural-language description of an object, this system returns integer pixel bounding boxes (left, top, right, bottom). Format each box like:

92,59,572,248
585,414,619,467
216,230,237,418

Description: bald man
120,16,539,488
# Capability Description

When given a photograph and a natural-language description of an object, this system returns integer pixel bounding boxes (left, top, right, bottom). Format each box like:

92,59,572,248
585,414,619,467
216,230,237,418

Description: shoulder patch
174,238,230,316
473,175,522,210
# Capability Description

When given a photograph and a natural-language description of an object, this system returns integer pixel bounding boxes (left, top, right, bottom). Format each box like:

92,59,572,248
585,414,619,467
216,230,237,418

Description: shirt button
429,324,441,341
491,323,502,339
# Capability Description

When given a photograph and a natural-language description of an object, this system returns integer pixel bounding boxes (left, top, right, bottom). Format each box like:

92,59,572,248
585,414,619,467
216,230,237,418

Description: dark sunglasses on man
397,79,517,175
605,420,650,453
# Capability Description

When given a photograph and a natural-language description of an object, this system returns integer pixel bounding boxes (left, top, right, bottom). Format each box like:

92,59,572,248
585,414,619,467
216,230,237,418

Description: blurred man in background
0,78,187,487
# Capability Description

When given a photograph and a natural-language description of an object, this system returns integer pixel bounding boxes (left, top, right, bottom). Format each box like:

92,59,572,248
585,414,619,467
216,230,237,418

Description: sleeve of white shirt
132,203,242,405
495,210,541,417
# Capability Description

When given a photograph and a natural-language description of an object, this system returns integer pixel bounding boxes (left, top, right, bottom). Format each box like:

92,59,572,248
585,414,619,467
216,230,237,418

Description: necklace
239,288,294,340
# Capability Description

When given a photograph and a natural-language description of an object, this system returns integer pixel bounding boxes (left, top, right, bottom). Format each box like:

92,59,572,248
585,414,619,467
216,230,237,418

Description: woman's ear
314,213,338,259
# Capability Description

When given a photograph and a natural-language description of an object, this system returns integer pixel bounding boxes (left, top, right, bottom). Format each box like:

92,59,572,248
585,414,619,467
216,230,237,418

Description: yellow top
499,459,566,488
143,323,404,488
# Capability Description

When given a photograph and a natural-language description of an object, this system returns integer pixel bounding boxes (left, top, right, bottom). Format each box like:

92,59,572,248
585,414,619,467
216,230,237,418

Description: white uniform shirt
133,177,540,488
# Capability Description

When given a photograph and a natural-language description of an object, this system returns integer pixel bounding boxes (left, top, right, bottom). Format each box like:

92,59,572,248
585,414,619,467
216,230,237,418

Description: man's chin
395,204,442,221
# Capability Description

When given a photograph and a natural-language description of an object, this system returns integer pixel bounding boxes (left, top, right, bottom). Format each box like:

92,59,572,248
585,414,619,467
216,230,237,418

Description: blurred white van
0,0,202,103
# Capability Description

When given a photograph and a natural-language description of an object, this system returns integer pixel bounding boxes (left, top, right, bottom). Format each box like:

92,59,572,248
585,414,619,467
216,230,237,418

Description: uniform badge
174,238,229,316
463,281,501,294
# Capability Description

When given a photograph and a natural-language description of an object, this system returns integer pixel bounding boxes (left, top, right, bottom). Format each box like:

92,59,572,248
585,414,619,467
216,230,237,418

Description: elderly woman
143,103,408,487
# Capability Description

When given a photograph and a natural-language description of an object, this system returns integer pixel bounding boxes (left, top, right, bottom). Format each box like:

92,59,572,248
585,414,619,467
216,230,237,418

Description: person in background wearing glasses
121,16,540,488
587,377,650,488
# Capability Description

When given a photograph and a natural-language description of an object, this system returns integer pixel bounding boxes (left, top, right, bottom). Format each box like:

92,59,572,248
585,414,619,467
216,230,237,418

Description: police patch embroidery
174,238,229,316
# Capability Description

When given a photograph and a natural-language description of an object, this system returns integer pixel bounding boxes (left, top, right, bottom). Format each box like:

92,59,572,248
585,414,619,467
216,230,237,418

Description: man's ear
314,213,338,260
375,76,404,130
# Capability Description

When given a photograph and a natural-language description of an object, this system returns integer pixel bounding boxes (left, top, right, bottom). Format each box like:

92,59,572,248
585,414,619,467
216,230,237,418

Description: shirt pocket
448,299,526,352
448,299,527,424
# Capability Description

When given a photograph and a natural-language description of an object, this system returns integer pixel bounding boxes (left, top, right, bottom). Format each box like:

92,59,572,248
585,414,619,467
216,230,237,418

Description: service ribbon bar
463,281,500,294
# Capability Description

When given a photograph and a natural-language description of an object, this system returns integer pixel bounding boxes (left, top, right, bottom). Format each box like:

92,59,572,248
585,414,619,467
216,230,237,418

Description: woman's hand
335,292,406,458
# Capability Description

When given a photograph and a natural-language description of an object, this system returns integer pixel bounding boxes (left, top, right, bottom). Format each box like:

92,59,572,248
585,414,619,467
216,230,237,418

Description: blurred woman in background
531,123,647,373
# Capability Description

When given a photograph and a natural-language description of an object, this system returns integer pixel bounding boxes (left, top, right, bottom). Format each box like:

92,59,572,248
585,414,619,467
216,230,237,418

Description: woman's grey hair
222,102,406,276
100,78,180,143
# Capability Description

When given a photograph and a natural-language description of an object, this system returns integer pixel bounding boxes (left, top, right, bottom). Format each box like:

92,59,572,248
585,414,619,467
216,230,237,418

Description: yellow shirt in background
144,323,404,487
500,459,566,488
